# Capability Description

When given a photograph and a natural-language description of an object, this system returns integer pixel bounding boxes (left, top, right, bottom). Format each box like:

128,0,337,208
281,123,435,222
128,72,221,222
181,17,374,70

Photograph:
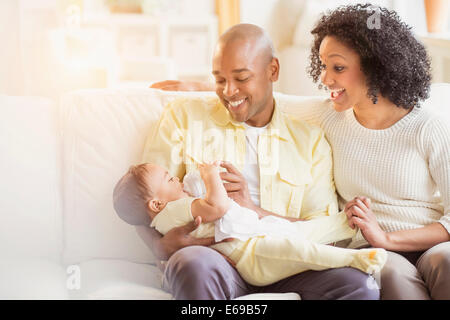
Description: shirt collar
210,97,290,141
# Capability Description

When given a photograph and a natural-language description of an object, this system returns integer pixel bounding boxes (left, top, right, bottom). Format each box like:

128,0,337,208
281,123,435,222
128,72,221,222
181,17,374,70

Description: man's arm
135,225,167,260
135,217,216,261
150,80,214,92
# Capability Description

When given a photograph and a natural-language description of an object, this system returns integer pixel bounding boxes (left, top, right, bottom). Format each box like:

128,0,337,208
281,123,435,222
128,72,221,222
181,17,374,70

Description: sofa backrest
59,83,449,266
421,83,450,119
0,95,63,262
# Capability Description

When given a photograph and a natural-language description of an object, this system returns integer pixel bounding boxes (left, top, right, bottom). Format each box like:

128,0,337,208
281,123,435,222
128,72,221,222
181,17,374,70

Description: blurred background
0,0,449,100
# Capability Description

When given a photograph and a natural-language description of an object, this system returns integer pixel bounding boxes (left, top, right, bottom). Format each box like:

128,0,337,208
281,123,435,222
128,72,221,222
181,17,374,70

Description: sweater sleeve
423,117,450,234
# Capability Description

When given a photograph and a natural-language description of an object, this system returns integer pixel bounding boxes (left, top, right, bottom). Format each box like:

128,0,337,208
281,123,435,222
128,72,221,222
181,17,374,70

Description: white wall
240,0,279,29
0,0,60,97
392,0,427,33
0,1,22,95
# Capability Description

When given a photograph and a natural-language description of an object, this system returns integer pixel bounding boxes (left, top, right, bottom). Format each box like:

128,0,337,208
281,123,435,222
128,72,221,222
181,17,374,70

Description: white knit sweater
289,99,450,249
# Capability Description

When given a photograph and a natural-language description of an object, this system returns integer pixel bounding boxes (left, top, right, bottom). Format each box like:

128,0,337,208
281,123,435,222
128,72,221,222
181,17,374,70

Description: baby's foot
352,248,387,274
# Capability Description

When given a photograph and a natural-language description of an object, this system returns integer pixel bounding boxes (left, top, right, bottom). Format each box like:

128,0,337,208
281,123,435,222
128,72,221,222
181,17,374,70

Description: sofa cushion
68,259,301,300
69,259,171,300
235,292,301,300
0,258,68,299
0,95,62,262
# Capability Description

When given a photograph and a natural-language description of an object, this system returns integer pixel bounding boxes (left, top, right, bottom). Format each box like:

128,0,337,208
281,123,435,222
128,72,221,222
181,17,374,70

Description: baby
113,161,387,286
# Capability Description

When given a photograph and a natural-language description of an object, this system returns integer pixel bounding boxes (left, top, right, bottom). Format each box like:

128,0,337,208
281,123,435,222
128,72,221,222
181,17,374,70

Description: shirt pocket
276,160,313,218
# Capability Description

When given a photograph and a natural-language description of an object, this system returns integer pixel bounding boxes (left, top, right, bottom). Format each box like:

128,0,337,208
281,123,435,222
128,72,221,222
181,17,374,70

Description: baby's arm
191,162,231,223
199,161,230,211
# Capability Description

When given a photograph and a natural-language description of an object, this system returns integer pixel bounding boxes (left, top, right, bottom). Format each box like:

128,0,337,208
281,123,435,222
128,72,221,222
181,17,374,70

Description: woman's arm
383,223,450,252
347,197,450,252
377,118,449,252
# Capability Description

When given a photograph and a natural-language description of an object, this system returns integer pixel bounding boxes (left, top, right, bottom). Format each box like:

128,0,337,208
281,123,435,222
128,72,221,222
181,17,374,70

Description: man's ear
269,57,280,82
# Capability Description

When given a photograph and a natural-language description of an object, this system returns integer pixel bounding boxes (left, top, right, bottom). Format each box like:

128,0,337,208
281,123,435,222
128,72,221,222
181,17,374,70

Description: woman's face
319,36,369,112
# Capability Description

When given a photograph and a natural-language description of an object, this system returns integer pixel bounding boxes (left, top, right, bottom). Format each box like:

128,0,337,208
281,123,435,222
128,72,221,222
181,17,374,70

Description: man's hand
219,161,305,222
150,80,214,92
156,216,217,260
220,161,255,210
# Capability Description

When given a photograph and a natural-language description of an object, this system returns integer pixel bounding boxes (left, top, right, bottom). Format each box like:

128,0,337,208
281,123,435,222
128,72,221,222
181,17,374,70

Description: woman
306,4,449,299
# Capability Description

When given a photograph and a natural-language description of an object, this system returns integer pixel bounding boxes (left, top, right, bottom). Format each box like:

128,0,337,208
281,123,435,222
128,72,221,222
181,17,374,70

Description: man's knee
300,267,379,300
165,246,221,288
164,246,238,299
339,268,380,300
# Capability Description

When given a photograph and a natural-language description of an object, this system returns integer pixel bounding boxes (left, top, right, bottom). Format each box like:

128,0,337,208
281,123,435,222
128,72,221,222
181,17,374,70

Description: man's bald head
216,24,275,64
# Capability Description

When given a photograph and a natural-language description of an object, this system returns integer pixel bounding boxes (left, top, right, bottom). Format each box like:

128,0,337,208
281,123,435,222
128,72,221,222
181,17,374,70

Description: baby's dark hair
308,3,432,108
112,164,154,226
128,164,155,203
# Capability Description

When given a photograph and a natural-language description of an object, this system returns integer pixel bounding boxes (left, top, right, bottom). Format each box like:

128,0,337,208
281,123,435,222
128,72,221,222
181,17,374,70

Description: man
137,24,378,299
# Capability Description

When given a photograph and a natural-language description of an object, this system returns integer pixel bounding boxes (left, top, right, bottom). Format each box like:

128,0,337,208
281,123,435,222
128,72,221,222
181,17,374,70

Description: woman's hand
219,161,256,210
345,196,389,248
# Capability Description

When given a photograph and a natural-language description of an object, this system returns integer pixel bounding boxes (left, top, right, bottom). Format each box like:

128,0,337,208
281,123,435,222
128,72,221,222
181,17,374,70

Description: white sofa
0,84,448,299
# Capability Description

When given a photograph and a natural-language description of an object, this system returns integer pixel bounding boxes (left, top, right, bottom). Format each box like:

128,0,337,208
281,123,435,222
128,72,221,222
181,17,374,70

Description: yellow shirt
142,96,338,220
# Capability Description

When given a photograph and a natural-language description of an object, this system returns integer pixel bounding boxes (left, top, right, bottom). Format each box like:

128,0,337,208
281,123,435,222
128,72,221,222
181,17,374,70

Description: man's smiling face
212,36,279,127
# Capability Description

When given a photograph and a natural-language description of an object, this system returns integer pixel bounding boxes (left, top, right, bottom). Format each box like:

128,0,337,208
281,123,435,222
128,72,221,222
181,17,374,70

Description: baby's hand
198,161,221,179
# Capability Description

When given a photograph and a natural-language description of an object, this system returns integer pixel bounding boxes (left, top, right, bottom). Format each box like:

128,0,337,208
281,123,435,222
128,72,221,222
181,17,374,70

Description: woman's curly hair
308,3,432,108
